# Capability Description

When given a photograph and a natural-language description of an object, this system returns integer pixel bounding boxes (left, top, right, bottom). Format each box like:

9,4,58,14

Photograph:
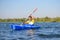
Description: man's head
28,16,32,20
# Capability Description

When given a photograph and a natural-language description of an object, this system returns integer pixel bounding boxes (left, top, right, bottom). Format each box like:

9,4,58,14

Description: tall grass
0,17,60,22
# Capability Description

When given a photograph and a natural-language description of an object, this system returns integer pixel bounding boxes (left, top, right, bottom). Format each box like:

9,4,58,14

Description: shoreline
0,17,60,22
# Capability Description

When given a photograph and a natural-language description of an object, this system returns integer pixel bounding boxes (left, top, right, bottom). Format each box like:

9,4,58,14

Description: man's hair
29,16,32,18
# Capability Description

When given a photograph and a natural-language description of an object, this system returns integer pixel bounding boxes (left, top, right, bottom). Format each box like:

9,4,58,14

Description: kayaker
24,15,35,25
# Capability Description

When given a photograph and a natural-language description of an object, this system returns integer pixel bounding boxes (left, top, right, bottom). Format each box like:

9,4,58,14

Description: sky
0,0,60,19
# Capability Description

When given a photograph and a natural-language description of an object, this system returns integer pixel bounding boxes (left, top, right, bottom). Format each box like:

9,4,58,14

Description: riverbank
0,17,60,22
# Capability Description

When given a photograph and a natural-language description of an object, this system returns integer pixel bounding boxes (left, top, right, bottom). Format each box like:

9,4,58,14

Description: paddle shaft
24,8,38,22
28,8,38,16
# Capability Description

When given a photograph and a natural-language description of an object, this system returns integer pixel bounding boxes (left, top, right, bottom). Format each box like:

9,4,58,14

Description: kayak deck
11,24,40,30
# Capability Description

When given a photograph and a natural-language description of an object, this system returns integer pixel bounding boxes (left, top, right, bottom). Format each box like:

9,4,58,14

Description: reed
0,17,60,22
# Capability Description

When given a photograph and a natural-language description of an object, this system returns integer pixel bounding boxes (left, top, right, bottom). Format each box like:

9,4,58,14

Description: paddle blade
32,8,38,13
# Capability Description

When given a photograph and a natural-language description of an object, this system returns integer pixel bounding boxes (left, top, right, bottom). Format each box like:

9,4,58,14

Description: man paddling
24,15,35,25
23,8,37,25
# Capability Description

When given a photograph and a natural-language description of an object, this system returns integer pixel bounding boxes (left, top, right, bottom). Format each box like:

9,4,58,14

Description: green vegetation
0,17,60,22
35,17,60,22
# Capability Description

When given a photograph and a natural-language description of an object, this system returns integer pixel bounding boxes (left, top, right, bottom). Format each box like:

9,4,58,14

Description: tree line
0,17,60,22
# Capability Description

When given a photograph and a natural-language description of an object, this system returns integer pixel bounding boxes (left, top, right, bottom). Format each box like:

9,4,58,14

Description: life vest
26,19,34,25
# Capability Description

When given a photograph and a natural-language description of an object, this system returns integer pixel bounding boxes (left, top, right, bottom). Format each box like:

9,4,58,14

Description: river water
0,22,60,40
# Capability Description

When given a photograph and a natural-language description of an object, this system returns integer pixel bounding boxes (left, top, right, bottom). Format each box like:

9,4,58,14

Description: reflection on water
27,30,35,40
27,30,34,35
0,22,60,40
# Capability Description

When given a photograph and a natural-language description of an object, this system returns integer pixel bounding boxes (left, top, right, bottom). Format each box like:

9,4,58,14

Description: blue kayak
11,24,40,30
